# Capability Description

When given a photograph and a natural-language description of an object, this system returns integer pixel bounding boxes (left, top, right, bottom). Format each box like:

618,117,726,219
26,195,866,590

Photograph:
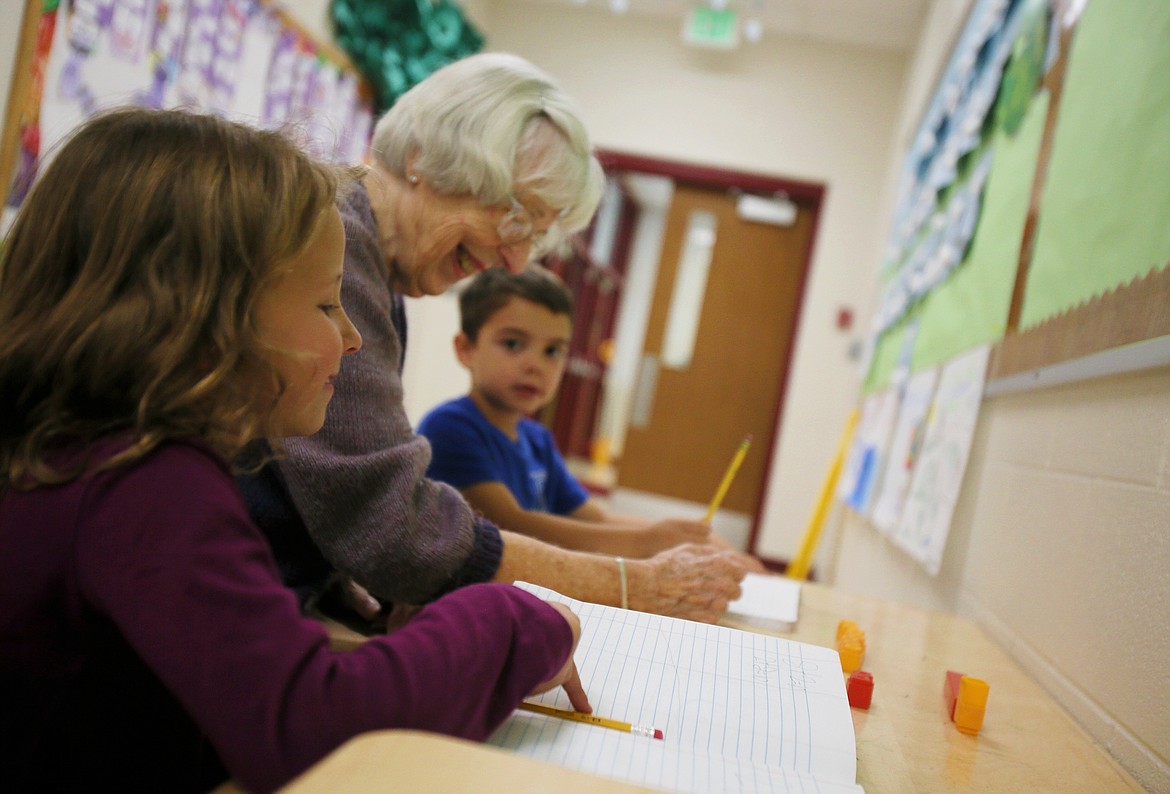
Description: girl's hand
341,578,384,621
529,601,592,713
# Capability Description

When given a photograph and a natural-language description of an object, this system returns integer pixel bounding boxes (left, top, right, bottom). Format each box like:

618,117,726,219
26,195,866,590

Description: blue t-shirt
418,396,589,516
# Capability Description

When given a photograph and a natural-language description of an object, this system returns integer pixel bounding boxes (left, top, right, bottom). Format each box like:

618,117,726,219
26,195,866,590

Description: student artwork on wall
892,344,990,575
835,387,899,518
844,0,1170,573
3,0,374,230
847,0,1056,573
869,366,939,538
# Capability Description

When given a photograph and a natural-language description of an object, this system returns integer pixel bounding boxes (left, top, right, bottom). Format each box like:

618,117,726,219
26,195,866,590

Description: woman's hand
704,532,768,573
528,601,592,713
631,544,750,624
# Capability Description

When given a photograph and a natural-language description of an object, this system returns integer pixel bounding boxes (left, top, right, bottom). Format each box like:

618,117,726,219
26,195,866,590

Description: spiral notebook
491,583,862,794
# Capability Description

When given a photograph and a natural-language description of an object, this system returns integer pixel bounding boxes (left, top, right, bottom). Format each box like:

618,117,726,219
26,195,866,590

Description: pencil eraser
846,670,873,710
653,728,664,740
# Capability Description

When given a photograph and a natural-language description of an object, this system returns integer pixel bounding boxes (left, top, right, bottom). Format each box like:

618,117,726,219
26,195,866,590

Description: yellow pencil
704,434,752,523
518,701,664,740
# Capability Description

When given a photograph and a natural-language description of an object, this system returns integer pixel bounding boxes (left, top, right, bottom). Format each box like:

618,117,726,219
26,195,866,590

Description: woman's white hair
370,52,604,237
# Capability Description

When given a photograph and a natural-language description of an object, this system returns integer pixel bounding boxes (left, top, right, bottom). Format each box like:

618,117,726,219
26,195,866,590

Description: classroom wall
820,4,1170,788
830,368,1170,790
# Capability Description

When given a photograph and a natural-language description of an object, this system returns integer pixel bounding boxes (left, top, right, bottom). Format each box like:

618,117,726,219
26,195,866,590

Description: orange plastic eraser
839,640,865,673
836,620,866,672
954,676,989,735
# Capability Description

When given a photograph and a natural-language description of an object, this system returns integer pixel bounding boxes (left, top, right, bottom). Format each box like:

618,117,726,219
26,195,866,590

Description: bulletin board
0,0,376,231
841,0,1170,575
864,0,1170,392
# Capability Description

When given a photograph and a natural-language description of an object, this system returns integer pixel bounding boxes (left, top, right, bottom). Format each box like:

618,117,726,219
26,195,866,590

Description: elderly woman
243,52,750,626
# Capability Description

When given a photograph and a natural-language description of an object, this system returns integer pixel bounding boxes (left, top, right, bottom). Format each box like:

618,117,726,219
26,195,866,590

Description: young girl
0,108,588,793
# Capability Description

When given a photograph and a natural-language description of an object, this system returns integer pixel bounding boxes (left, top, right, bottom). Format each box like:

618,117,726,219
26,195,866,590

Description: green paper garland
331,0,484,114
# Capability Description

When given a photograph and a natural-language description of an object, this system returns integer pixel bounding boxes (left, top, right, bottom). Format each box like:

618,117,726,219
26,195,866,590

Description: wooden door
617,184,814,514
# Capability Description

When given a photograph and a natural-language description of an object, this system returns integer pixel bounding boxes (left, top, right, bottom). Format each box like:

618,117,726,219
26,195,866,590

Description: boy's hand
529,601,592,713
644,520,767,573
644,518,713,552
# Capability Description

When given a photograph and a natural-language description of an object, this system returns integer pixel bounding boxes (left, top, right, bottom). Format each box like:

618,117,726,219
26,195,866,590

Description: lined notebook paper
491,583,862,794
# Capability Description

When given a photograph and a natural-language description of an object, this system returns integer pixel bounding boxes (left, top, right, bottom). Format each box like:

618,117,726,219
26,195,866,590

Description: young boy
418,267,736,559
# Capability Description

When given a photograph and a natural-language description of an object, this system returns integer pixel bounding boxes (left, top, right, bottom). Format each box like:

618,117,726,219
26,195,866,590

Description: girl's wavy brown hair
0,107,350,488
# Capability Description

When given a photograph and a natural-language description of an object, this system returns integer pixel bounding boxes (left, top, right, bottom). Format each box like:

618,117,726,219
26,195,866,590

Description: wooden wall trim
989,263,1170,381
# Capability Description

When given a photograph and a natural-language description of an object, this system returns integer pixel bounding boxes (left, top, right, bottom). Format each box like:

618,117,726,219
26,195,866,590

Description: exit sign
682,7,740,49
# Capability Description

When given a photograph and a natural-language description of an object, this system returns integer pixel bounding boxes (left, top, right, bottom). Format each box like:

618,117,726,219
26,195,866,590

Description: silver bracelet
615,556,628,610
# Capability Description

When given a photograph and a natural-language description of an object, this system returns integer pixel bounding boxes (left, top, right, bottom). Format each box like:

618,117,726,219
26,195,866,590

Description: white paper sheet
725,573,800,629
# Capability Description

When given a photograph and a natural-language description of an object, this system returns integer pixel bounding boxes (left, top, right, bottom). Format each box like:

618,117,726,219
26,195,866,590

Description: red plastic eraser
653,728,664,740
847,670,873,710
944,670,964,720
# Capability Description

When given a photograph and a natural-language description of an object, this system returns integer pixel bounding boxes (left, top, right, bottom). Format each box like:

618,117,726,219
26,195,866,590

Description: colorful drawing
893,345,991,574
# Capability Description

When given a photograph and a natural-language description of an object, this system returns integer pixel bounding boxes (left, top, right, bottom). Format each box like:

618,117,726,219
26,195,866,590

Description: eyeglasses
497,197,561,249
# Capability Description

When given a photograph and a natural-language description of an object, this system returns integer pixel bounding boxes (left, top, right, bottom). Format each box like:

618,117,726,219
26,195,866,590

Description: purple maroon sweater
0,438,570,793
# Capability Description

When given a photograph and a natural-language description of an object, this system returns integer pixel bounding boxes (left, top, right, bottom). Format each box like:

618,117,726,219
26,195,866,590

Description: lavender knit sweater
259,182,503,604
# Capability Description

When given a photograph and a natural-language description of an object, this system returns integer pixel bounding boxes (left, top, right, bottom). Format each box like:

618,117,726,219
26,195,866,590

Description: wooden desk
293,582,1141,792
276,730,659,793
722,582,1143,793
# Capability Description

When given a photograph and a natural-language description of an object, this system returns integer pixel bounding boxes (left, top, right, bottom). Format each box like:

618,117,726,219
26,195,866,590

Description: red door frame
542,183,639,464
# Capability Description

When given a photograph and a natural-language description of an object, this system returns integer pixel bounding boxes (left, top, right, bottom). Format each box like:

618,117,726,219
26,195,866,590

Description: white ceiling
527,0,931,53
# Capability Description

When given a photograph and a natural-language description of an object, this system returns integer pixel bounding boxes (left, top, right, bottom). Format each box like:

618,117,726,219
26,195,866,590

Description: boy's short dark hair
459,266,574,340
